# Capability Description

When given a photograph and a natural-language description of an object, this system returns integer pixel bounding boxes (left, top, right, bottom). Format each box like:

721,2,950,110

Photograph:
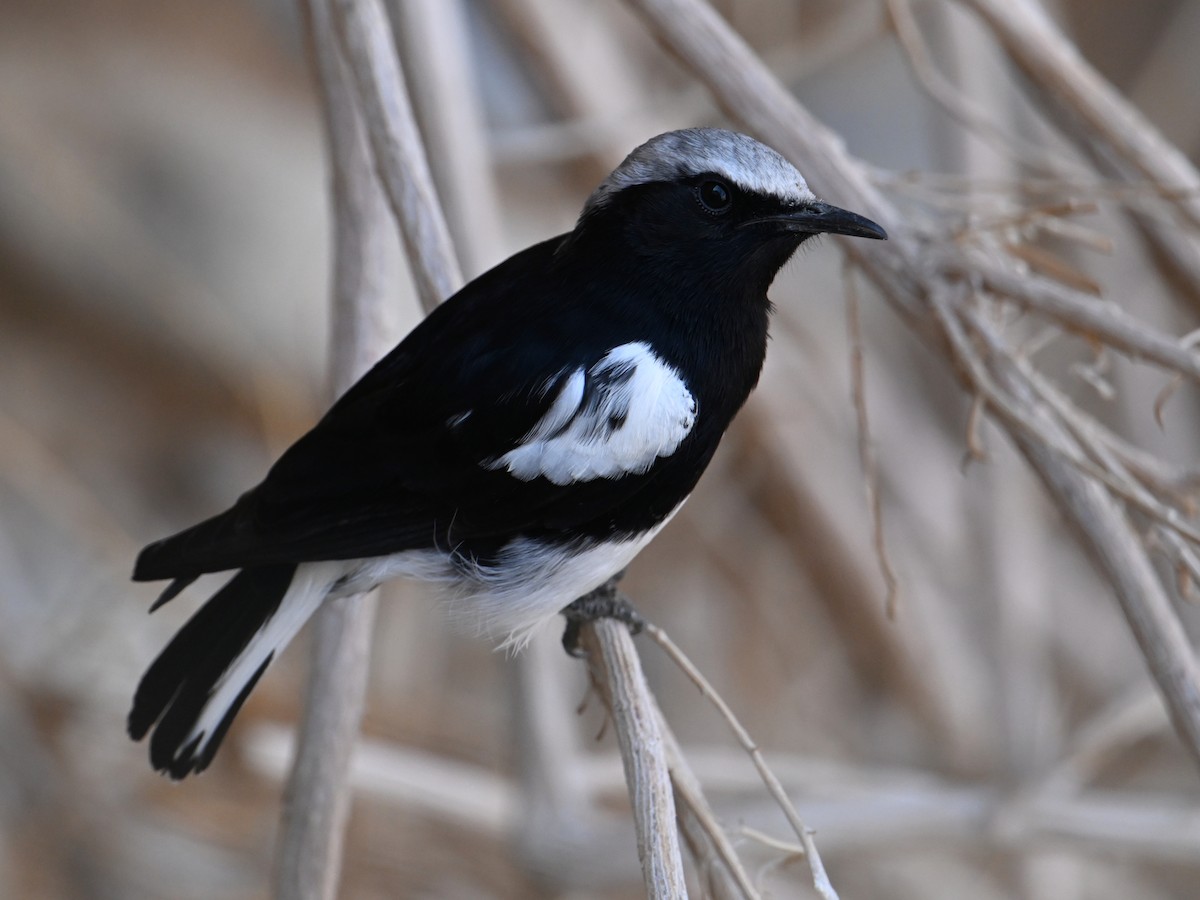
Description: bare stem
844,259,900,619
579,620,689,898
274,2,399,898
647,624,839,900
330,0,462,311
623,0,1200,775
961,0,1200,295
659,713,762,900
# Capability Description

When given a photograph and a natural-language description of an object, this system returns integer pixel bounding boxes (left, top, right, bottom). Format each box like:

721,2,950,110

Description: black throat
563,196,805,425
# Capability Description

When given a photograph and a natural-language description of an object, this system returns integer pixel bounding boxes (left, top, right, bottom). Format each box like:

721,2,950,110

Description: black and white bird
129,128,886,778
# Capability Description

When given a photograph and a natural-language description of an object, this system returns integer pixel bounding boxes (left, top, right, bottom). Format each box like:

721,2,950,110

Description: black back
134,176,809,581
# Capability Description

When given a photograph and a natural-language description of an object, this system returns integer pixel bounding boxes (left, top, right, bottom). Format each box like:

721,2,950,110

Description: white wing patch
486,342,696,485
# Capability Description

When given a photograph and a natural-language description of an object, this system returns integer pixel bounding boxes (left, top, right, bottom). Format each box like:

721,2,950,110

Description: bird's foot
560,571,643,657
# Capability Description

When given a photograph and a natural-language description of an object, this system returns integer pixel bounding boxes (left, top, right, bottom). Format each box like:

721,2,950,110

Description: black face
577,172,885,299
683,171,887,242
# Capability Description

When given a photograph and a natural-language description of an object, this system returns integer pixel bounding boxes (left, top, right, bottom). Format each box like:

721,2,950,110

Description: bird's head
574,128,886,297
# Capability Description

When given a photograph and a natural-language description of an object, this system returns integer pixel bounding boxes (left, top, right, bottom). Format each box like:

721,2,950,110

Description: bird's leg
560,570,644,657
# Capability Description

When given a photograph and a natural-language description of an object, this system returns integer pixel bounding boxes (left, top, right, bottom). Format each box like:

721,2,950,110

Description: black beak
748,200,888,240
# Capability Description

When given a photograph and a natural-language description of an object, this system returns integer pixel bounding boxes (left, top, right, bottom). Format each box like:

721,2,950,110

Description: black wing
134,237,689,581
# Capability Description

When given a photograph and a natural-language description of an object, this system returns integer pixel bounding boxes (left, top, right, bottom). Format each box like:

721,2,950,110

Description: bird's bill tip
756,200,888,241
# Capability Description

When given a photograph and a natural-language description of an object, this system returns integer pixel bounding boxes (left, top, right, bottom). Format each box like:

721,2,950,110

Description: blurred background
2,0,1199,897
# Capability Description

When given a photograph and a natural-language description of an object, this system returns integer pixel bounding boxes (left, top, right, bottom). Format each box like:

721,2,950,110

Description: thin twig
844,259,900,619
960,0,1200,232
939,248,1200,381
961,0,1200,295
651,695,761,900
622,0,1200,769
646,623,839,900
738,825,806,857
884,0,1081,179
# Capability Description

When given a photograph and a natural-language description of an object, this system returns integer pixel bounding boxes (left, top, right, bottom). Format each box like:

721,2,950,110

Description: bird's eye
697,179,733,215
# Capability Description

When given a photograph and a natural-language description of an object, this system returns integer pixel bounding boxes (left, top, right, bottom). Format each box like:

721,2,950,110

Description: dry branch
844,261,900,619
391,0,503,277
648,624,838,900
961,0,1200,280
329,0,461,311
579,620,689,898
278,0,466,896
938,249,1200,380
623,0,1200,773
274,4,398,899
658,717,761,900
962,308,1200,765
884,0,1080,179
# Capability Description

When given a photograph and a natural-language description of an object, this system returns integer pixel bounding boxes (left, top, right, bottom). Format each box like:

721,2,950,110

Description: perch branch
579,619,689,898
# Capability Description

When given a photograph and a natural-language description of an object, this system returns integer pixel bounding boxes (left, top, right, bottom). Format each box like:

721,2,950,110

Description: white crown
584,128,816,213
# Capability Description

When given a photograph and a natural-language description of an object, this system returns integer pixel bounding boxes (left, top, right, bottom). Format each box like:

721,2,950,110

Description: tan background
1,1,1198,897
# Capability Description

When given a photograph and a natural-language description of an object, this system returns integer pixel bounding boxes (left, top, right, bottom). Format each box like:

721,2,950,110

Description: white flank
324,502,687,651
451,501,684,648
486,342,696,485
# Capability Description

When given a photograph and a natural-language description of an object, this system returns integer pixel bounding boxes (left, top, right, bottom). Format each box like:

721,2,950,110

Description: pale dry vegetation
1,1,1199,898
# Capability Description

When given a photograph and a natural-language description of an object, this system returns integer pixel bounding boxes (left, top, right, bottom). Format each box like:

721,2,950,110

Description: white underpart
486,342,697,485
454,510,680,649
348,501,687,649
182,503,685,745
584,127,817,212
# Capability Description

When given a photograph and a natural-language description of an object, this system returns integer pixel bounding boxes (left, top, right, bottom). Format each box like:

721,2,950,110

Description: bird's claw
560,572,643,657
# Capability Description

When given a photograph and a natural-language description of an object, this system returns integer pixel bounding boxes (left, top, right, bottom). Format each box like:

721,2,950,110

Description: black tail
132,505,251,584
129,563,297,779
